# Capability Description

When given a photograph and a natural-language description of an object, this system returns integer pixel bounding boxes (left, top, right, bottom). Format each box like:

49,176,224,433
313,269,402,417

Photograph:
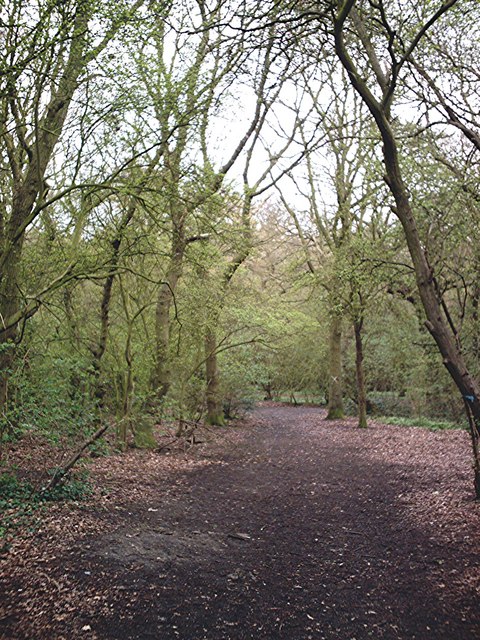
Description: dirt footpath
1,405,479,639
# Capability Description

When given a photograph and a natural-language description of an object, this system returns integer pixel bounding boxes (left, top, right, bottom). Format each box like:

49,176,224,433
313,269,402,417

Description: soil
1,404,479,640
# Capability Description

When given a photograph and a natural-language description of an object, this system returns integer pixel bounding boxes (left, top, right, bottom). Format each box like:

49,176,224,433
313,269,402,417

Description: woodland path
1,405,479,639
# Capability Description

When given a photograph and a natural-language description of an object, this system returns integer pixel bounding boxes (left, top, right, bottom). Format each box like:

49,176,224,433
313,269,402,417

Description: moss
133,417,157,449
326,408,345,420
358,415,368,428
206,413,225,427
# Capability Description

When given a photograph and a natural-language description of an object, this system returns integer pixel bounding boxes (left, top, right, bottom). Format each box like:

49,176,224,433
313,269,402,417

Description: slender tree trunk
205,327,224,425
464,400,480,498
63,287,81,348
354,318,367,428
91,261,117,403
380,118,480,496
90,155,161,401
0,349,12,415
153,280,174,400
91,229,126,404
327,314,344,419
118,320,134,450
152,230,185,401
263,382,273,401
201,192,253,423
472,280,480,363
123,328,133,420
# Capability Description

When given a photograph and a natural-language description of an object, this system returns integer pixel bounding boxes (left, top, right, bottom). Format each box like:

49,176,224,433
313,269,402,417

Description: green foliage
1,350,98,445
365,392,412,418
0,472,38,551
255,306,328,401
1,0,479,459
132,416,157,449
41,473,93,502
0,471,34,507
382,416,463,431
219,349,264,419
276,391,326,405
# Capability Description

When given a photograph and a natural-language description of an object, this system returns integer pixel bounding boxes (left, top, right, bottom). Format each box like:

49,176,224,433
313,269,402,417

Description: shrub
1,353,98,445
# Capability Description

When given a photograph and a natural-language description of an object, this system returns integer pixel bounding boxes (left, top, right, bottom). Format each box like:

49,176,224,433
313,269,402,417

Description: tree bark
152,228,186,401
326,314,344,419
471,280,480,363
41,422,109,493
205,327,224,425
354,318,367,428
91,203,138,403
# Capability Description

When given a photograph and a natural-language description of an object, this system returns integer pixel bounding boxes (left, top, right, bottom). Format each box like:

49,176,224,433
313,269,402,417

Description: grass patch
382,416,464,431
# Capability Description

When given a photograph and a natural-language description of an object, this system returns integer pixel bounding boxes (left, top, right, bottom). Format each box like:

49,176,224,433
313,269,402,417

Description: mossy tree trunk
205,327,224,426
152,225,186,402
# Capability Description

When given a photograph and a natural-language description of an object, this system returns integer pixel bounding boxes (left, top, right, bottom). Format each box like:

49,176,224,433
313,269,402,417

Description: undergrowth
382,416,463,431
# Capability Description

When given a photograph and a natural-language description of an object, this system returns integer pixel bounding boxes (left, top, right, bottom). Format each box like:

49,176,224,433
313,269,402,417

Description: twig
156,438,179,453
41,423,109,493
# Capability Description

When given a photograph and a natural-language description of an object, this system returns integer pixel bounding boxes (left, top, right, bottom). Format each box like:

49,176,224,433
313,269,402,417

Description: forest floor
1,404,479,640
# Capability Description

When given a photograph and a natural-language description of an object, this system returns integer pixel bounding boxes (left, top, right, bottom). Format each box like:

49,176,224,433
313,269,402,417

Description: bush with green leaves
219,346,265,419
1,350,98,445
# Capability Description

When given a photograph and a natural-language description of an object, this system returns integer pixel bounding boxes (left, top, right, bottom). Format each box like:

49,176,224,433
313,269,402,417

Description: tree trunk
0,348,12,416
326,314,344,419
205,327,224,425
91,230,126,404
0,240,25,413
263,382,273,401
354,318,367,428
153,281,174,401
152,230,185,401
201,193,253,424
90,156,160,402
380,111,480,497
118,320,134,450
471,279,480,363
91,263,117,404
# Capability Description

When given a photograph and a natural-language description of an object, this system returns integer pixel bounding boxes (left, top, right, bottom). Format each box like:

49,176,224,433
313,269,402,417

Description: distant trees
276,63,388,426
